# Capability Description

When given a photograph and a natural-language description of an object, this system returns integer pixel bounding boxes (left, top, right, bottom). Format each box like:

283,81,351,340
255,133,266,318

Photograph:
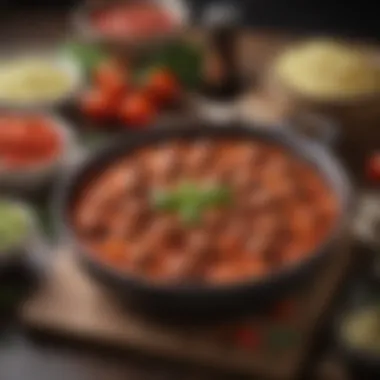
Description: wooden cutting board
20,234,353,380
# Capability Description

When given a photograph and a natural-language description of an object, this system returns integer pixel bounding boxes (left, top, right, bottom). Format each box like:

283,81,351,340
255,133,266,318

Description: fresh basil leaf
62,41,106,77
179,204,201,226
148,42,203,89
152,190,180,211
178,181,200,200
202,186,232,207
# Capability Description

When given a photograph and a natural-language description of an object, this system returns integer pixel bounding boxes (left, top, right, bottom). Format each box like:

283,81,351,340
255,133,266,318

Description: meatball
218,221,247,256
124,166,146,195
186,140,215,174
244,235,271,258
129,241,155,270
75,203,109,238
110,200,151,239
247,188,273,210
235,143,263,167
203,209,226,233
232,169,254,191
146,217,183,249
254,212,281,239
150,145,181,183
268,177,296,199
99,239,128,266
169,230,213,279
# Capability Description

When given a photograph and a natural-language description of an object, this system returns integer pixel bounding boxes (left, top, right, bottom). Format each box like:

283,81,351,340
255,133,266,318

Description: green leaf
202,186,232,207
179,204,202,226
152,190,181,212
147,42,203,89
61,41,106,78
177,182,202,203
151,182,232,227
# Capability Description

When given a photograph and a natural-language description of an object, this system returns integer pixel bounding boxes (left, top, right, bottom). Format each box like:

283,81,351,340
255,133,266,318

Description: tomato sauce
73,139,339,284
91,3,176,38
0,115,61,169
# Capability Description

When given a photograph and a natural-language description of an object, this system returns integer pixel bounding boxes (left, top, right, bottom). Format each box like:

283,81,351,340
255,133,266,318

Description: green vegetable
61,41,106,77
202,186,232,207
141,42,203,89
0,201,28,252
152,181,232,226
152,189,181,212
179,204,202,226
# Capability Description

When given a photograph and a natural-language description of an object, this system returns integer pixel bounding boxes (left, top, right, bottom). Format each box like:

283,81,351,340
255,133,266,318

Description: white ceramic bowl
72,0,190,55
0,52,83,111
0,113,82,195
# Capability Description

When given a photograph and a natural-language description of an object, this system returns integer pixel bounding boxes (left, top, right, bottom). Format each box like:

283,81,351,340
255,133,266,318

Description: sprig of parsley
152,181,232,226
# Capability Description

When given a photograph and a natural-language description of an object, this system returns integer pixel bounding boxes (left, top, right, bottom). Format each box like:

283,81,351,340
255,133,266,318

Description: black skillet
55,122,352,322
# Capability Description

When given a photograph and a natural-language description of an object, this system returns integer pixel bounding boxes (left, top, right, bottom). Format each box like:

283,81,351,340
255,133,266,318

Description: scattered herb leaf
152,181,232,226
62,41,107,78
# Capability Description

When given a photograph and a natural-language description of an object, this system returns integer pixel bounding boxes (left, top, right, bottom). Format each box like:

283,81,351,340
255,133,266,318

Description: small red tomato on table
79,89,115,121
143,68,181,107
367,152,380,182
119,92,156,128
93,59,127,98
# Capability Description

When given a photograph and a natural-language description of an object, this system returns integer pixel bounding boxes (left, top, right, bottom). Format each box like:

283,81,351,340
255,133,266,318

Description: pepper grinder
195,3,248,124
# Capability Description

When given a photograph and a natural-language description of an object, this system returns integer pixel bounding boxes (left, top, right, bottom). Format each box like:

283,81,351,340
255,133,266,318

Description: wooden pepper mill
200,3,247,101
195,3,249,124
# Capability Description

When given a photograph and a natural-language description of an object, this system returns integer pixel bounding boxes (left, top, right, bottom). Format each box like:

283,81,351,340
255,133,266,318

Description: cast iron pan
55,122,352,322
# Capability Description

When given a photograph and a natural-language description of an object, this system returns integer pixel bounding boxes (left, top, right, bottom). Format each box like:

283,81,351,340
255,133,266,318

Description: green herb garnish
137,41,203,89
62,41,106,78
152,181,232,226
0,202,28,252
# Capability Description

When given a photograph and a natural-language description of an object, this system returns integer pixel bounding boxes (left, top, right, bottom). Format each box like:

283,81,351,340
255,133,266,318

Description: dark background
0,0,379,40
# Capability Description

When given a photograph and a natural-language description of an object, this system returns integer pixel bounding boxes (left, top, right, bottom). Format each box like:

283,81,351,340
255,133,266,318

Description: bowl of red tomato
78,57,184,130
73,0,189,53
0,113,80,195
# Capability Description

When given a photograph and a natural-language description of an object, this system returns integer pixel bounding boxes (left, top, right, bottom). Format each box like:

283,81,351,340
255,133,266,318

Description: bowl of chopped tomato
72,0,189,54
0,113,79,195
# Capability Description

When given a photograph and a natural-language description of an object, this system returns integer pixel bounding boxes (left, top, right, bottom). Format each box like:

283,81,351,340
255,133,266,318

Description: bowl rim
71,0,190,47
55,122,353,296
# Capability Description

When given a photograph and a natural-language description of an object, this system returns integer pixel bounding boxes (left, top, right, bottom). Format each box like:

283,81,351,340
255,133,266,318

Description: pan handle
282,112,340,147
